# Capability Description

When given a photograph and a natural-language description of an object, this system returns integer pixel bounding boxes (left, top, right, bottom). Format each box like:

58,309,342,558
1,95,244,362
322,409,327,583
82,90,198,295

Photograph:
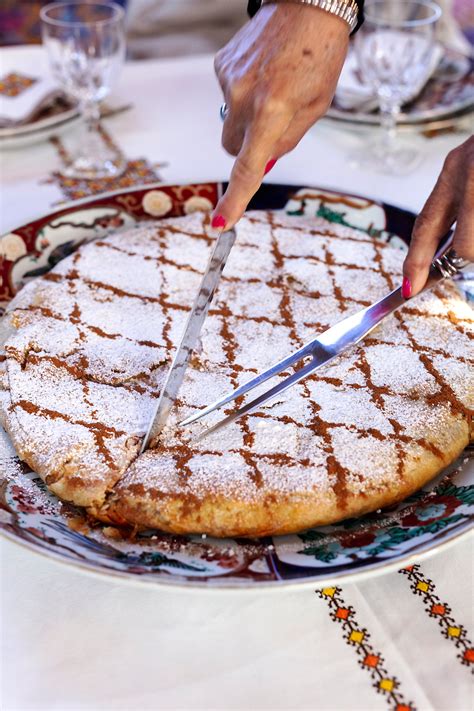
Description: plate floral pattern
0,182,472,588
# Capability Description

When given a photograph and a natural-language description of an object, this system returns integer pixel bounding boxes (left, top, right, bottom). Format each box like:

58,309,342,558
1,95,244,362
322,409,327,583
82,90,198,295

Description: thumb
403,168,457,297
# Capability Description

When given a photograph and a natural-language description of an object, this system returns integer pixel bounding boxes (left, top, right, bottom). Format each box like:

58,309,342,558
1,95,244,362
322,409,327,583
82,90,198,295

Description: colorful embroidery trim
0,72,37,97
318,586,416,711
399,564,474,671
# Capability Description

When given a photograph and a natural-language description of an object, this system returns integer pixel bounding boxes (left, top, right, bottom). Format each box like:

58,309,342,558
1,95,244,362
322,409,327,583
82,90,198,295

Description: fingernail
211,214,226,229
402,277,412,299
264,158,277,175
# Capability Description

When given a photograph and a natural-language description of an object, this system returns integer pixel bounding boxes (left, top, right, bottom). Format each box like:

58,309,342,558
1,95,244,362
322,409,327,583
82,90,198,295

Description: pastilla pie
0,211,472,537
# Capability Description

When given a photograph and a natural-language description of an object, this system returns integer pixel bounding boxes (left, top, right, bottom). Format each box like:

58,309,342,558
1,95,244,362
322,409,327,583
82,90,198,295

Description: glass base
62,154,126,180
350,136,423,176
61,119,126,180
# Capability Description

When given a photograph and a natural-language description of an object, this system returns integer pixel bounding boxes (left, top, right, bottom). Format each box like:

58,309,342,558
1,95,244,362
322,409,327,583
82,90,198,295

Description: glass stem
80,100,103,159
378,99,400,153
76,101,112,164
82,100,101,134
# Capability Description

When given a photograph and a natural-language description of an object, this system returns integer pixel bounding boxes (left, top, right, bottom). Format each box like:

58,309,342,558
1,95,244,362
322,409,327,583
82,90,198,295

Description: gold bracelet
261,0,359,33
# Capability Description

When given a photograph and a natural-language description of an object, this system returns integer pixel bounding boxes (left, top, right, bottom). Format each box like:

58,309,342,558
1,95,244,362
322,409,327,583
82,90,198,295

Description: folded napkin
335,42,444,112
0,73,66,127
0,46,72,128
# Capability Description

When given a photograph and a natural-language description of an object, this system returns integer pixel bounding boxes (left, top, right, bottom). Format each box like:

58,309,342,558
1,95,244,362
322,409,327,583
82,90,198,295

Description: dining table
0,44,472,711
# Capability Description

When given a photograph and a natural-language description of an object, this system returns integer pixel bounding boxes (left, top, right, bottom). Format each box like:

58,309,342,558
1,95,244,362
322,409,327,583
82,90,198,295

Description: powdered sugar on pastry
0,211,472,535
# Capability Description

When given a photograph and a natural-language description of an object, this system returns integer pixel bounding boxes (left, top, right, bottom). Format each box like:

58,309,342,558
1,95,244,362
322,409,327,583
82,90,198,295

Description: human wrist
248,0,364,33
262,0,357,32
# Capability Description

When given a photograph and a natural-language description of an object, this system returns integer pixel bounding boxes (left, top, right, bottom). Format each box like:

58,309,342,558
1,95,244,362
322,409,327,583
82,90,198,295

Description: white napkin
0,48,65,127
335,42,445,112
0,78,65,127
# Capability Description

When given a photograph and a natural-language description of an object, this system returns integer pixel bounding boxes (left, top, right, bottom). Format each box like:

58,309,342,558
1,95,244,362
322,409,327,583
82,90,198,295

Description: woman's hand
403,135,474,298
212,2,350,230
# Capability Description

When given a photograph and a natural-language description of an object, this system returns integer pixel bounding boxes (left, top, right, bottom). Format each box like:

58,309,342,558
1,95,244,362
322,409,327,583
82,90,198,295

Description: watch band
247,0,364,34
261,0,359,32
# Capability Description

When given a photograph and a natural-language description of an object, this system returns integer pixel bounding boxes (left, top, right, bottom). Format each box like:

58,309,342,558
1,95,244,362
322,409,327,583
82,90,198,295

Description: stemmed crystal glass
352,0,442,174
41,1,126,179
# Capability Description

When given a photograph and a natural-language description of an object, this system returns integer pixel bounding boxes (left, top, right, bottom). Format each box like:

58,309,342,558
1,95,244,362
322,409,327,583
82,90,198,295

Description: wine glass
352,0,442,174
41,1,126,179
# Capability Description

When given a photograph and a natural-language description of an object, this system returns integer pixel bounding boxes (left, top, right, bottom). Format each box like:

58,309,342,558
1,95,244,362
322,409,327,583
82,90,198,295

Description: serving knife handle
424,244,470,292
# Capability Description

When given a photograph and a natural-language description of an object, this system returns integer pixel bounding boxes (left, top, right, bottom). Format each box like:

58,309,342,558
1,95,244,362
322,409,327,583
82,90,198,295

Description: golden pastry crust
0,211,472,537
102,418,469,537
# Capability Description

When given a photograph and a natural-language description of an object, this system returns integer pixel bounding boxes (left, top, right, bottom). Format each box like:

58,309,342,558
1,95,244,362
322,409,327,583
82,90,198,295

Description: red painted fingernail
264,158,277,175
402,277,412,299
211,214,226,229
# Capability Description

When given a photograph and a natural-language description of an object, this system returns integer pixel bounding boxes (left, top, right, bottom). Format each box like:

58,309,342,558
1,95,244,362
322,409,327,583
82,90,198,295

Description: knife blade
140,228,236,452
180,243,468,438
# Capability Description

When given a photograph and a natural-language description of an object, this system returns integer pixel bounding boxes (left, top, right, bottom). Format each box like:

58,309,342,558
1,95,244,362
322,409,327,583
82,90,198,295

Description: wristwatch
247,0,365,34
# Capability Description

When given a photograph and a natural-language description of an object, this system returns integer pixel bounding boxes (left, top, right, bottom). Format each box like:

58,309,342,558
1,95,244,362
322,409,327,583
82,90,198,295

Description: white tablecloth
0,45,473,711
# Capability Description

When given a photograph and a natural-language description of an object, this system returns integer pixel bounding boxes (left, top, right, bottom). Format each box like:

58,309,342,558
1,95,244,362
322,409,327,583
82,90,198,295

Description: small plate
328,47,474,126
0,101,80,150
0,182,472,589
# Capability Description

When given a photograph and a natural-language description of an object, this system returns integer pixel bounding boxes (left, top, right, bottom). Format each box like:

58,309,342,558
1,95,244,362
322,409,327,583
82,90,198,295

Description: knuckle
221,123,243,157
222,135,241,157
254,93,290,120
233,157,259,187
406,256,431,271
311,94,332,117
462,134,474,159
442,141,474,184
213,51,228,83
443,146,461,172
412,212,432,238
228,79,246,106
213,51,223,73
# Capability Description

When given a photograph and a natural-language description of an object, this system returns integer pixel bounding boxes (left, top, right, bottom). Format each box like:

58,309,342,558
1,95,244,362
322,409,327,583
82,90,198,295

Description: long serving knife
140,228,236,452
180,242,468,438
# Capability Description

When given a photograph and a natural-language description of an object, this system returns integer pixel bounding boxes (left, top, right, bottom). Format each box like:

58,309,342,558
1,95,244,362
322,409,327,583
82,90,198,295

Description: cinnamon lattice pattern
1,210,472,531
115,211,472,507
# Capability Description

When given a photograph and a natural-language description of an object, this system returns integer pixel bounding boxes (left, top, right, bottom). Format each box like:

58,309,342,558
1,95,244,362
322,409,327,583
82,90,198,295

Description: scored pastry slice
0,231,170,508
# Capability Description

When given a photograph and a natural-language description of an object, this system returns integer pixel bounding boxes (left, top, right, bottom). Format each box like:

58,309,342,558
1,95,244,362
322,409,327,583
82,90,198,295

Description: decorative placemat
45,124,166,203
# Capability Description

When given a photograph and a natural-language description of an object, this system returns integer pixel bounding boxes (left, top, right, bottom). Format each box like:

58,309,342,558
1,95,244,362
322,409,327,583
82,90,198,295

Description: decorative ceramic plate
0,182,472,589
328,47,474,126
